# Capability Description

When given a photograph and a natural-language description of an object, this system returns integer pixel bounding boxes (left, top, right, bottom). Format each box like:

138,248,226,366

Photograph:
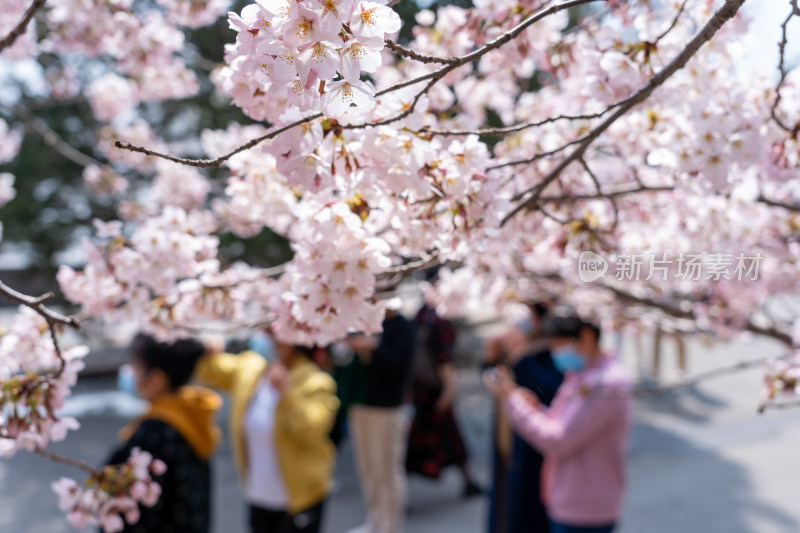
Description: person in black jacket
345,299,416,533
108,333,222,533
506,343,563,533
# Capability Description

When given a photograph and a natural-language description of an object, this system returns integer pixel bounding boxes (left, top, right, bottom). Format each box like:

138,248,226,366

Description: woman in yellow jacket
194,337,339,533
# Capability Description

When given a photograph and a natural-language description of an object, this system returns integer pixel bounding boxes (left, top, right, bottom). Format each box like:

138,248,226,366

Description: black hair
541,315,601,343
584,321,601,343
531,301,550,319
294,344,316,358
131,333,206,391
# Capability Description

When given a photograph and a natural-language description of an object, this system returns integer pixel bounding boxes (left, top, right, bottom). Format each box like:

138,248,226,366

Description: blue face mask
117,363,138,397
552,346,585,374
248,332,276,362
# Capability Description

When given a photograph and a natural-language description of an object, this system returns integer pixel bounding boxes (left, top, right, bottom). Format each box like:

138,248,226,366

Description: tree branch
383,250,441,275
636,355,774,396
652,0,689,46
199,264,287,290
603,283,793,346
0,0,46,53
416,107,616,138
0,281,80,329
579,156,619,230
383,39,456,65
756,194,800,212
758,398,800,413
0,280,81,376
33,447,100,477
115,112,324,168
8,105,103,169
500,0,746,226
537,184,674,203
345,76,441,130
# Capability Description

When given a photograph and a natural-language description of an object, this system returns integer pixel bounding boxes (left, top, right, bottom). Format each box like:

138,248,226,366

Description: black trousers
248,500,325,533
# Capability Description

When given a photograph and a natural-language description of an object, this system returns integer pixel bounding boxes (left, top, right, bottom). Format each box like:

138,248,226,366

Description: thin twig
756,194,800,212
636,356,774,396
33,448,100,477
537,184,673,203
579,157,619,230
0,281,80,329
0,280,81,376
9,105,103,168
770,0,800,133
384,40,456,65
383,251,441,275
345,76,441,130
417,107,616,138
115,112,324,168
602,283,793,346
653,0,689,46
758,398,800,413
0,0,46,53
488,134,589,171
500,0,747,226
199,264,287,290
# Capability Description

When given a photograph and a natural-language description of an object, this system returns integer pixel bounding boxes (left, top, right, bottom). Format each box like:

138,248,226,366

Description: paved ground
1,332,799,533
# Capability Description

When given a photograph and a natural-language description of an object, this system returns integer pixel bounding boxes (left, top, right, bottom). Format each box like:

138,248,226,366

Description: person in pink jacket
484,315,632,533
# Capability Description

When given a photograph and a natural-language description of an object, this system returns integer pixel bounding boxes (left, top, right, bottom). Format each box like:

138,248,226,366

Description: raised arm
505,387,629,458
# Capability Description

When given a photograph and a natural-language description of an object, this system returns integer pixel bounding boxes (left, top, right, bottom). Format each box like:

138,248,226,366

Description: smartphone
484,367,502,382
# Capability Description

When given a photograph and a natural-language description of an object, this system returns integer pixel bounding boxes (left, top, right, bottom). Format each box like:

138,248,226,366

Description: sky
742,0,800,78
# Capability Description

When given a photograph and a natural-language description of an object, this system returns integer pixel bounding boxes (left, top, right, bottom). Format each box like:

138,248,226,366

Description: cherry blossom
321,79,376,117
4,0,800,528
0,173,16,208
0,118,22,164
0,308,87,456
349,0,401,40
51,447,167,533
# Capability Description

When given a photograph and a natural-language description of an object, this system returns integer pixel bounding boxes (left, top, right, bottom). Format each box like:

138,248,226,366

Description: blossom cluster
57,208,220,332
762,354,800,403
52,447,167,532
44,1,200,121
0,118,22,165
3,0,800,528
0,308,87,456
272,201,391,345
219,0,401,119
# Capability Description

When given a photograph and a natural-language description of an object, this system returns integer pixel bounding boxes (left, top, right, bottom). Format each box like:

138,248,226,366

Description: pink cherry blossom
0,173,16,208
349,0,401,39
340,38,383,82
322,79,375,117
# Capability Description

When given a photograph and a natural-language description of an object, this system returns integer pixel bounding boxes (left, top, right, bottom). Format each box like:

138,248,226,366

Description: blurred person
194,333,339,533
346,298,416,533
484,315,632,533
405,302,481,497
328,338,368,448
110,333,222,533
506,302,564,533
484,300,552,533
